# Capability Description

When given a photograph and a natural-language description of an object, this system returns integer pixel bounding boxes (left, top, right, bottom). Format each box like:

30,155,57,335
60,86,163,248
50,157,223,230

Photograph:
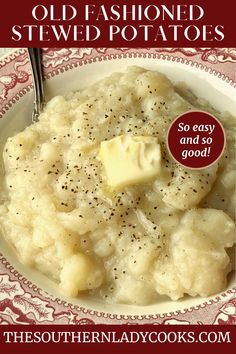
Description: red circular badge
167,111,225,169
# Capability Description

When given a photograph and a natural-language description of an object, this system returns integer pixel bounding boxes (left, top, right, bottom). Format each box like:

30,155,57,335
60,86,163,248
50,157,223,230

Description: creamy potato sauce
0,67,235,305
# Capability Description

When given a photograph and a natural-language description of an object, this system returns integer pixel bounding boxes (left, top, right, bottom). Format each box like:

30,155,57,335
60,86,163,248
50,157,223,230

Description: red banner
0,325,235,354
0,0,235,47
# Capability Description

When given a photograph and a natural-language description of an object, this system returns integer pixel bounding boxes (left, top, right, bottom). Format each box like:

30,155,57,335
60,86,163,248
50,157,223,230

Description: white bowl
0,48,235,325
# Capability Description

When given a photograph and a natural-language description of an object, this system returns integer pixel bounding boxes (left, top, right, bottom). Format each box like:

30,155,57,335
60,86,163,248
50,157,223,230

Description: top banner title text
11,3,225,43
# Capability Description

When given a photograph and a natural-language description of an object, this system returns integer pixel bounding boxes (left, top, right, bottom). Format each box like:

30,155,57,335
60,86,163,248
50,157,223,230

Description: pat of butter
99,135,161,188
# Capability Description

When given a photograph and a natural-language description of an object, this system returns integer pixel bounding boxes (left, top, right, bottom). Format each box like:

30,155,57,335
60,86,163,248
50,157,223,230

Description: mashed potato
0,66,235,305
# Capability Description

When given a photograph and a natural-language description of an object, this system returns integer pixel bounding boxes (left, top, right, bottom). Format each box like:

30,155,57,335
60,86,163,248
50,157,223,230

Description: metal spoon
27,48,46,122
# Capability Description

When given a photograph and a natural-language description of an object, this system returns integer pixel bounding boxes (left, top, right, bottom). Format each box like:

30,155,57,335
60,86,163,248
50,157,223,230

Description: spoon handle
28,48,46,122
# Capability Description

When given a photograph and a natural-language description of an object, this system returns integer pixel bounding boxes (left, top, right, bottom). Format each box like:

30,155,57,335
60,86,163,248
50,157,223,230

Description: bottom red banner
0,325,234,354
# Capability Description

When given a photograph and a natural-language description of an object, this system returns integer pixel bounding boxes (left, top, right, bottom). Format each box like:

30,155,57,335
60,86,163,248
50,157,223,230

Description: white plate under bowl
0,48,235,325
